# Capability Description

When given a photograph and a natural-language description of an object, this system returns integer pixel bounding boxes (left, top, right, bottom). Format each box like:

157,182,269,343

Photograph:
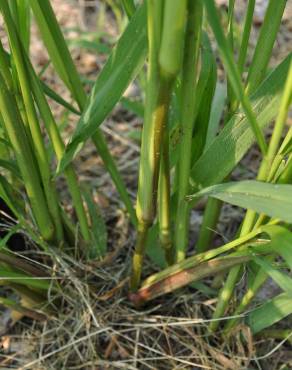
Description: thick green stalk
131,0,164,291
159,0,187,80
29,0,135,228
1,2,63,242
131,0,163,290
246,0,287,95
136,0,163,228
132,77,173,290
175,0,202,262
0,72,54,240
131,0,186,291
238,0,255,74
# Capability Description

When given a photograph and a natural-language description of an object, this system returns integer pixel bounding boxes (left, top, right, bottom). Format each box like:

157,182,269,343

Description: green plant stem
22,51,91,243
205,0,288,330
175,0,202,262
196,198,221,253
223,262,268,332
121,0,136,19
221,61,292,333
132,77,173,291
241,61,292,233
131,0,186,290
0,72,54,241
246,0,287,95
269,126,292,183
131,0,163,291
159,0,187,80
9,0,31,52
209,264,241,332
238,0,255,74
205,0,268,156
210,61,292,333
226,0,236,114
1,2,63,243
158,132,172,264
191,33,219,254
135,0,164,227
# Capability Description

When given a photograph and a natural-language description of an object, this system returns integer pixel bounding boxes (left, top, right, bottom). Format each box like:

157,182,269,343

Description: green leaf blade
248,293,292,334
190,54,292,190
57,3,147,174
189,180,292,224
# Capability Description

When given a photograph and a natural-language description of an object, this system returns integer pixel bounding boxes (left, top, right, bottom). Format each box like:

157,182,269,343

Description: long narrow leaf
188,180,292,224
248,293,292,333
252,256,292,295
190,54,291,190
204,0,267,154
57,3,147,173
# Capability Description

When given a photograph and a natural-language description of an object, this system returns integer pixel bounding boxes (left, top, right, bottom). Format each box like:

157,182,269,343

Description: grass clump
0,0,291,366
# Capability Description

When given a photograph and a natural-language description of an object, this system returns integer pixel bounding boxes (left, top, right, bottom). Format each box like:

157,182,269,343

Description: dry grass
1,241,291,369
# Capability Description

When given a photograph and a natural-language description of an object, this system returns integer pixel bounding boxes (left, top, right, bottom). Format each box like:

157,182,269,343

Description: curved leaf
252,256,292,295
248,293,292,334
189,180,292,224
190,53,291,190
57,3,147,174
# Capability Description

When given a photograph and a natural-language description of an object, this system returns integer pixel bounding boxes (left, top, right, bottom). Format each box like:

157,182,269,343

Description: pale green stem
175,0,202,262
196,198,221,253
1,2,63,242
222,62,292,333
246,0,287,95
121,0,136,19
210,61,292,333
158,132,172,264
0,71,54,241
131,0,186,290
238,0,255,75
